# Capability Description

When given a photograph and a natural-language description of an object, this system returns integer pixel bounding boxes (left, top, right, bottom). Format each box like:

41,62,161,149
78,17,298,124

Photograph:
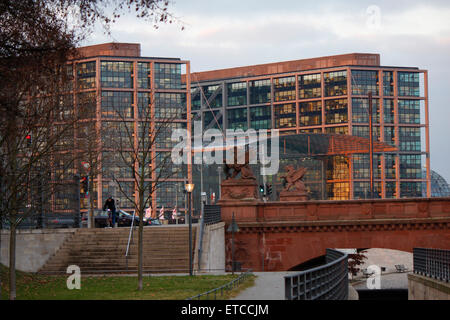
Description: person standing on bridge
103,196,117,228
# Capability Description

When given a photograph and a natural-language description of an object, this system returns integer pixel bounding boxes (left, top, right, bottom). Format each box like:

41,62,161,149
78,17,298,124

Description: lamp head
185,183,195,193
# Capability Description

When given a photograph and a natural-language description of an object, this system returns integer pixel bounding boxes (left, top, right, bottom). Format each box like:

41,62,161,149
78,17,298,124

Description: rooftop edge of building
74,42,182,61
189,53,381,82
76,42,141,58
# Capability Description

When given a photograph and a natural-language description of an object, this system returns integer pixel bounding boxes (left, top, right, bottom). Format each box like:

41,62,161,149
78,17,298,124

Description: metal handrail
413,248,450,282
125,210,136,270
186,269,253,300
284,249,349,300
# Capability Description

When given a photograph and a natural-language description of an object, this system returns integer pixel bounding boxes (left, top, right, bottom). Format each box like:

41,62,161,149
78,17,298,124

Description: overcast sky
86,0,450,183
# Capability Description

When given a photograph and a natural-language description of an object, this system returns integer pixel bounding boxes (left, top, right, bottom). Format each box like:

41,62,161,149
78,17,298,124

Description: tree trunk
89,174,95,228
138,216,143,291
9,223,16,300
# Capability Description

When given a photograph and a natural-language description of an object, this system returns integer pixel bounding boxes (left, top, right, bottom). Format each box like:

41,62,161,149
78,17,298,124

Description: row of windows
192,70,422,109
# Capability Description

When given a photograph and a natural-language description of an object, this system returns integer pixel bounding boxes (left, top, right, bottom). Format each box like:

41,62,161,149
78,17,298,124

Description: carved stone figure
223,147,255,180
279,165,309,201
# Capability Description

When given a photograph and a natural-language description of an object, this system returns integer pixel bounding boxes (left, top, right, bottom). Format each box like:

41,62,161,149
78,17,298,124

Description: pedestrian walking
103,196,117,228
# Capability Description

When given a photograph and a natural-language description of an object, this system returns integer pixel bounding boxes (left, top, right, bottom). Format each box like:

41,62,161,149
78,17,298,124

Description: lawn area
0,265,255,300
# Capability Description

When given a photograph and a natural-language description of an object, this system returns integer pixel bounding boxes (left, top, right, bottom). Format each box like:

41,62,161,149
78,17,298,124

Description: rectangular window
102,151,133,179
154,63,182,89
351,70,379,96
398,72,420,97
249,79,271,104
324,71,347,97
77,91,96,119
400,182,422,198
274,76,296,102
325,99,348,124
137,62,151,89
227,82,247,107
155,92,186,119
203,110,223,130
101,61,133,88
398,99,420,124
325,126,348,135
101,91,133,118
101,121,134,149
250,106,271,130
352,153,381,179
383,71,394,96
353,181,381,199
384,126,396,147
385,154,396,180
76,61,96,89
203,85,223,108
383,99,394,123
137,92,150,118
299,101,321,126
399,127,421,151
191,87,201,110
227,108,248,130
326,182,349,200
274,103,296,128
351,98,379,124
400,154,422,179
156,122,185,149
352,125,380,141
385,181,396,198
299,74,321,99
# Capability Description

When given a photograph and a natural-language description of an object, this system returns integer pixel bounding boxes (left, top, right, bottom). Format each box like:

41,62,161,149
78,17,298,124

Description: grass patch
0,264,254,300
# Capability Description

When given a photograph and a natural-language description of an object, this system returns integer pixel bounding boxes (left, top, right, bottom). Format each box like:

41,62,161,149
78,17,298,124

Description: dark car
117,210,148,227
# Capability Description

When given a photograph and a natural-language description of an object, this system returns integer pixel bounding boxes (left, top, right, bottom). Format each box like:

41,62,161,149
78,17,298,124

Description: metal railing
186,270,253,300
125,210,136,270
197,205,221,271
284,249,349,300
413,248,450,282
203,205,221,225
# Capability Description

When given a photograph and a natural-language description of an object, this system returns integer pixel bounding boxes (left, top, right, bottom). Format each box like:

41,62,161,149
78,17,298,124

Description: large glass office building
188,53,431,201
71,43,191,215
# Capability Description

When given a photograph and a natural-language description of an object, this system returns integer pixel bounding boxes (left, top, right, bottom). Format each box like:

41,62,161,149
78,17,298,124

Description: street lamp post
185,183,195,276
227,212,240,275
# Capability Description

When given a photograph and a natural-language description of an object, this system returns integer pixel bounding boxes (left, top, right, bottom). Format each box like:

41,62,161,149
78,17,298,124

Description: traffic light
259,184,265,195
266,184,272,195
80,176,89,195
25,134,32,148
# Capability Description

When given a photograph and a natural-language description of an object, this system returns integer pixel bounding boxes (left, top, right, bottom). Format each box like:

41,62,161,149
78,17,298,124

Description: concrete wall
408,273,450,300
0,229,75,272
196,222,225,273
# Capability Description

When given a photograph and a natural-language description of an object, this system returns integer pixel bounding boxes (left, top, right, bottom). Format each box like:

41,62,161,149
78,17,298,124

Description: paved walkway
231,272,298,300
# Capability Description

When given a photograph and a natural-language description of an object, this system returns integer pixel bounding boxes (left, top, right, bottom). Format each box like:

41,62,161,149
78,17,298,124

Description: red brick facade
219,198,450,271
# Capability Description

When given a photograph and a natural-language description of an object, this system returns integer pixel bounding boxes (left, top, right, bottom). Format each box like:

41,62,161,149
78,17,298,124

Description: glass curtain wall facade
72,49,191,216
190,63,430,200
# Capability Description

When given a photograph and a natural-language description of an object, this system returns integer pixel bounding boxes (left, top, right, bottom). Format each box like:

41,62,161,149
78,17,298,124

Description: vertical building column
186,62,193,189
393,70,400,199
295,74,300,133
424,70,431,197
347,68,353,199
150,61,157,213
96,58,103,208
379,69,386,198
321,71,325,133
132,61,139,206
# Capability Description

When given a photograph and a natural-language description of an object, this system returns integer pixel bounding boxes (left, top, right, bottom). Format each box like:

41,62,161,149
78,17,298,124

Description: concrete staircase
38,225,197,274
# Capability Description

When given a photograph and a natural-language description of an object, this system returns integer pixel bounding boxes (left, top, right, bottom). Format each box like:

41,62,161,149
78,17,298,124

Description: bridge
218,197,450,272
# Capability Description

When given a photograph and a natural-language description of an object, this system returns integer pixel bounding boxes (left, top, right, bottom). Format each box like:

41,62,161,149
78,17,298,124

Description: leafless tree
110,92,187,291
0,0,181,300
